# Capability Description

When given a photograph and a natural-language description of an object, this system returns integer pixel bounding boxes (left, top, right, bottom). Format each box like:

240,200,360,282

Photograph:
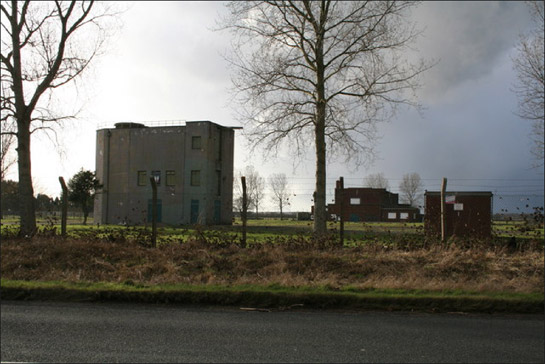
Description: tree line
233,167,424,220
1,169,101,225
233,166,291,220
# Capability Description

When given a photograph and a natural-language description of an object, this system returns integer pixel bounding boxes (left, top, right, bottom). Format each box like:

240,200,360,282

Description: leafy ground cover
2,216,543,241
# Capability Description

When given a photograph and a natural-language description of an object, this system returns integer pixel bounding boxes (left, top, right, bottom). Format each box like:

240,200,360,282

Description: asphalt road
1,300,543,363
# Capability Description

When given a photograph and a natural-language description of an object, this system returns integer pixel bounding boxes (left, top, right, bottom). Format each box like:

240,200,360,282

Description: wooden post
150,177,158,248
241,176,247,248
440,177,447,242
339,177,344,247
58,177,68,237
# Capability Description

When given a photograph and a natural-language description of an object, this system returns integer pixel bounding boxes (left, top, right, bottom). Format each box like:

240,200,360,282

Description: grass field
1,215,543,242
2,216,543,312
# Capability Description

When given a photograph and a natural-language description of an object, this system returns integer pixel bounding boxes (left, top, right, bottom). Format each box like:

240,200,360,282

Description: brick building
424,191,493,238
94,121,238,225
326,180,421,222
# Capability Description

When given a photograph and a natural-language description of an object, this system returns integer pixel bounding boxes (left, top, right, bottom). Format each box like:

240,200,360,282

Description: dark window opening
192,136,202,149
166,170,175,186
137,171,147,186
191,170,200,186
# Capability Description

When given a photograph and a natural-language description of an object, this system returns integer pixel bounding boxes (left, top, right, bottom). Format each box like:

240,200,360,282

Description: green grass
2,215,542,235
2,279,542,313
3,278,541,299
492,220,544,239
2,216,543,248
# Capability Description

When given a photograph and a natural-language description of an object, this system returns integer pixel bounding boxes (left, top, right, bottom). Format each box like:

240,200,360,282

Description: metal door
190,199,199,224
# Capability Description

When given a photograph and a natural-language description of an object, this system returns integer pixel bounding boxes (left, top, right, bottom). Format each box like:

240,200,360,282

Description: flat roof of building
97,120,243,131
425,191,493,196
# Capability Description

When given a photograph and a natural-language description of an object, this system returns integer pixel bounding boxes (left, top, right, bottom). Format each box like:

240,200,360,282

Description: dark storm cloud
326,1,543,214
414,1,534,102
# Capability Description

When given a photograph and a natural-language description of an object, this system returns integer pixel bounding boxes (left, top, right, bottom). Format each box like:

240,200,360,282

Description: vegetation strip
2,280,542,314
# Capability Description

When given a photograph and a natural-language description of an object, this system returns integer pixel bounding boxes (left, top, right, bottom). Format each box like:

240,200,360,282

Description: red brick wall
327,188,419,222
424,192,492,238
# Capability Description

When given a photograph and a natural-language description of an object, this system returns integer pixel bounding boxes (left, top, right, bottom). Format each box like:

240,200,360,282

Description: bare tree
364,172,390,190
512,1,544,167
0,130,16,181
1,85,16,181
234,165,265,218
398,172,423,207
245,165,266,218
233,170,251,216
220,1,430,234
1,1,118,236
269,173,290,220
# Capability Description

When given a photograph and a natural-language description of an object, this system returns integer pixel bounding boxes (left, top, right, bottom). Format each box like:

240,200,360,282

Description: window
191,170,200,186
388,212,397,219
137,171,147,186
166,170,176,186
151,170,161,185
350,198,360,205
400,212,409,220
192,136,202,149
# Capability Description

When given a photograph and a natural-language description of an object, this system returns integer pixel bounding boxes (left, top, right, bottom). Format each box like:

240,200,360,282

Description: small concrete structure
94,121,238,225
424,191,493,238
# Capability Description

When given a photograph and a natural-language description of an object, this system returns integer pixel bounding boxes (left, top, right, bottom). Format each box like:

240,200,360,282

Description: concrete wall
94,121,235,226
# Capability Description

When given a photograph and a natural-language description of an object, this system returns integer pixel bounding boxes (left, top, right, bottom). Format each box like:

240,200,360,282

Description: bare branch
219,0,431,234
512,1,544,167
399,172,423,207
0,0,121,235
269,173,290,219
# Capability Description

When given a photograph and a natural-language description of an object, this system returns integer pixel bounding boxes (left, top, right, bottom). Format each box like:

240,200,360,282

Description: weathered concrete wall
95,121,235,226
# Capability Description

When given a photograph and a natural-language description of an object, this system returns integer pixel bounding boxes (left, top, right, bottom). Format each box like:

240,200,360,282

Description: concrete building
94,121,238,225
424,191,493,238
325,180,421,222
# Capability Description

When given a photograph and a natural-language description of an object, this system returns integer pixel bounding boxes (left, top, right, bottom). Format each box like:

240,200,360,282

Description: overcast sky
8,1,543,213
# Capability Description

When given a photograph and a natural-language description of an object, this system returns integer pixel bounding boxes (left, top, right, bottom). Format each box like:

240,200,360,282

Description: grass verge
2,279,543,314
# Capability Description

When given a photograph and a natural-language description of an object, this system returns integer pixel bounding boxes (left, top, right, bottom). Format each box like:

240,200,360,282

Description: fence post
241,176,247,248
339,177,344,247
58,177,68,237
150,177,158,247
440,177,447,242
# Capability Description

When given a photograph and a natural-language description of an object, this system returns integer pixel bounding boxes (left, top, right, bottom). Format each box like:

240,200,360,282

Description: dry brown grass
1,236,543,294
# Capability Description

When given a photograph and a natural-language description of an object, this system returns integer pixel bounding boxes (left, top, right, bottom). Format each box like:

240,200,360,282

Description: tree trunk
314,113,327,236
82,202,88,225
10,2,36,237
17,116,36,236
313,71,327,235
279,200,283,221
313,13,327,236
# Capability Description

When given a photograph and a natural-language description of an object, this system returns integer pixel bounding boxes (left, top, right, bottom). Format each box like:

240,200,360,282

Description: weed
1,232,543,295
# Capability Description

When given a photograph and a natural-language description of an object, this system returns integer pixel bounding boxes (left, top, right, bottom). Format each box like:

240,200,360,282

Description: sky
5,1,544,214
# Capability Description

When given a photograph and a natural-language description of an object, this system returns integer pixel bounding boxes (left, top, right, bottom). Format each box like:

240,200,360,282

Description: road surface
1,300,543,363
